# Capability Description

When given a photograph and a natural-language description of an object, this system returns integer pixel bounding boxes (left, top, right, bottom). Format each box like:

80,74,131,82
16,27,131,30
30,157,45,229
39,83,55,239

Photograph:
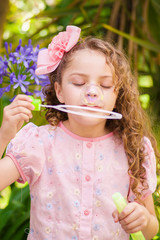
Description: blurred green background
0,0,160,239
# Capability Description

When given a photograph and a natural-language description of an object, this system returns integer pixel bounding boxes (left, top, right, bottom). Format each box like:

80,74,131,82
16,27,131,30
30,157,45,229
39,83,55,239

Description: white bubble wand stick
29,96,122,119
29,85,122,119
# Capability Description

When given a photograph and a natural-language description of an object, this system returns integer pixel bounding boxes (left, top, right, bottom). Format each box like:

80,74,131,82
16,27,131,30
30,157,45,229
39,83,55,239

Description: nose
81,84,104,106
86,88,98,102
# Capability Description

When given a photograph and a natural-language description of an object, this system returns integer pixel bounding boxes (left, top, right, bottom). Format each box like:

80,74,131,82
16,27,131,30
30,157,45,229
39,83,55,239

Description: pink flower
35,25,81,75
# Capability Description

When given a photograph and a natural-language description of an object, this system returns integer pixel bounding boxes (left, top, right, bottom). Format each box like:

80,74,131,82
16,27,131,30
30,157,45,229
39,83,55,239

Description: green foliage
148,0,160,43
0,185,30,240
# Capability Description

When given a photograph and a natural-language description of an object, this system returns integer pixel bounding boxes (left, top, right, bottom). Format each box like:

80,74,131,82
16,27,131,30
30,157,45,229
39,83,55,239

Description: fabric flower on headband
35,25,81,75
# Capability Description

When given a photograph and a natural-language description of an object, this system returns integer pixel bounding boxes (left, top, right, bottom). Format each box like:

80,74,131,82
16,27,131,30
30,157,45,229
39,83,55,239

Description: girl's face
55,49,118,131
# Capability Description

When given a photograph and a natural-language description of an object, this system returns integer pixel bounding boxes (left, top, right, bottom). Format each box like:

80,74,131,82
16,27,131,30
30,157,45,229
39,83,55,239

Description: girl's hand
0,94,34,143
112,202,150,234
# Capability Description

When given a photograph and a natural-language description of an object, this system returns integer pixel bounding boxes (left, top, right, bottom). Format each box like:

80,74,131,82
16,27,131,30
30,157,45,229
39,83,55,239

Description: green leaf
102,24,160,52
0,186,11,209
139,94,150,109
2,212,29,240
147,0,160,43
0,185,30,233
138,75,153,88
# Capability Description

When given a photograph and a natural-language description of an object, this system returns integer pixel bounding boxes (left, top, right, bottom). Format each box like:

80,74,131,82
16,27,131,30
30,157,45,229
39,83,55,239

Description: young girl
0,25,159,240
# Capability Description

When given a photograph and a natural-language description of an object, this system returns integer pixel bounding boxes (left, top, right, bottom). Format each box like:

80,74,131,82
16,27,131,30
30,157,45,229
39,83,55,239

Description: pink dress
6,122,157,240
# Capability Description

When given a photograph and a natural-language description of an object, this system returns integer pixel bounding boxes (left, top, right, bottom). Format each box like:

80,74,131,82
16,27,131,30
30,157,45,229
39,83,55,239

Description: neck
63,119,110,138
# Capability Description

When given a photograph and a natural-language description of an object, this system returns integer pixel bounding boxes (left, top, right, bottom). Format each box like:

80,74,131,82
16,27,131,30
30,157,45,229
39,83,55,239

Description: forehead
63,49,113,76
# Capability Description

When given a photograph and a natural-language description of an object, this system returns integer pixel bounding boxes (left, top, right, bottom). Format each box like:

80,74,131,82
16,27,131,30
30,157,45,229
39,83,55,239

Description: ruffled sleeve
6,122,45,186
128,137,157,201
141,137,157,198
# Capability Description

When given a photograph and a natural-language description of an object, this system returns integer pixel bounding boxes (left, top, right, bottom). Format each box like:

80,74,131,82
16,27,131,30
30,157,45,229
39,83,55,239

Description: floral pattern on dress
5,122,157,240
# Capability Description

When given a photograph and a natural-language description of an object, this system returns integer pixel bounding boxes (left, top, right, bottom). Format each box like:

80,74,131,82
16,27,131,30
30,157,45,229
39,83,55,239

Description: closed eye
101,85,114,89
72,83,85,86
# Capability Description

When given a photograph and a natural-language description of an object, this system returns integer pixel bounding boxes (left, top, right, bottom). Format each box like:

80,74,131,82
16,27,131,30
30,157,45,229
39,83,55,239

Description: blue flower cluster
0,39,49,100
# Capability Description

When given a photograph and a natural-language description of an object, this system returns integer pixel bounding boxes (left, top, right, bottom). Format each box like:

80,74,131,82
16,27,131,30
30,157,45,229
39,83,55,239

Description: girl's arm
0,156,20,191
142,194,159,239
112,194,159,240
0,94,34,190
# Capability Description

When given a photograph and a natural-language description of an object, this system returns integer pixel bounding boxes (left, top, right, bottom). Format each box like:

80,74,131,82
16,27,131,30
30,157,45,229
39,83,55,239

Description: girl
0,25,159,240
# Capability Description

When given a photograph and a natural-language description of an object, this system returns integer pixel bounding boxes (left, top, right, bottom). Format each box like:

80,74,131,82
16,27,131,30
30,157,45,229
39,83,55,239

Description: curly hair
43,37,159,202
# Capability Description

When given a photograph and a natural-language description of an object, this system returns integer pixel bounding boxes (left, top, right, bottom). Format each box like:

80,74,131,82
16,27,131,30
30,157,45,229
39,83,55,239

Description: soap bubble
81,84,104,107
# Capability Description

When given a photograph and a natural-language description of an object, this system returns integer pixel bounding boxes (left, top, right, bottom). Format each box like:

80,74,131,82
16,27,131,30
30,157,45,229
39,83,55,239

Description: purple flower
4,42,9,54
5,85,11,93
0,57,8,75
9,43,12,52
10,72,16,84
15,39,22,52
29,68,40,85
13,74,30,93
39,75,50,87
27,45,39,62
0,39,49,100
0,88,4,98
14,47,32,68
34,90,45,101
9,53,17,64
0,86,10,97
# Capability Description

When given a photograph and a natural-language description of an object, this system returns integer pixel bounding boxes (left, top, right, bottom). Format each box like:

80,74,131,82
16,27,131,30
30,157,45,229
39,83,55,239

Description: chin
70,114,106,127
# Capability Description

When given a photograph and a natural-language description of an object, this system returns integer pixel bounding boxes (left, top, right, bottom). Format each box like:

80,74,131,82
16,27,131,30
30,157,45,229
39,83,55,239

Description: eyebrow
69,73,113,78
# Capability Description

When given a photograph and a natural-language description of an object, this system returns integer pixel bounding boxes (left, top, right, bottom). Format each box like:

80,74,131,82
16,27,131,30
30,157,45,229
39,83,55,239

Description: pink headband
35,25,81,75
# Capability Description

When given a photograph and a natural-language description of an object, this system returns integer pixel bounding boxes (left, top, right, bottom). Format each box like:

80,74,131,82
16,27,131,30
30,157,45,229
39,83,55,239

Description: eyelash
73,83,85,86
72,83,113,89
100,85,113,89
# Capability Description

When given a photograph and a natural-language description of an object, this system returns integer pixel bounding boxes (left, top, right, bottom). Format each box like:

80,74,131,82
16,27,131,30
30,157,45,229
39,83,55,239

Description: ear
54,82,65,103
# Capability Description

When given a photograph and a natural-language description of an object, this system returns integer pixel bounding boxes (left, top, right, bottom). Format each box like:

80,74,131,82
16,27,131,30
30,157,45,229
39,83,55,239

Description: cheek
62,87,80,104
104,92,117,109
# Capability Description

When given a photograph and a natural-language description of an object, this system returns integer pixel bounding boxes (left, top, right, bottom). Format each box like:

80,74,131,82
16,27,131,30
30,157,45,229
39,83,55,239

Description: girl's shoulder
6,123,58,151
16,122,58,139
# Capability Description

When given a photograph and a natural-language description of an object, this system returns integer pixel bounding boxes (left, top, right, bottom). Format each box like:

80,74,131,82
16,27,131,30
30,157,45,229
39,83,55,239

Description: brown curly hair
43,37,159,202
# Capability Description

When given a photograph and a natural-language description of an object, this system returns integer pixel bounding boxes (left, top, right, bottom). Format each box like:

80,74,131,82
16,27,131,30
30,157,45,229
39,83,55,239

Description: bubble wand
29,96,122,119
112,192,145,240
29,85,122,119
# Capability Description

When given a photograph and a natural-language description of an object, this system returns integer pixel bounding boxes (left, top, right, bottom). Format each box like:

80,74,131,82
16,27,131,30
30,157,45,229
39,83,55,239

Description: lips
81,105,102,108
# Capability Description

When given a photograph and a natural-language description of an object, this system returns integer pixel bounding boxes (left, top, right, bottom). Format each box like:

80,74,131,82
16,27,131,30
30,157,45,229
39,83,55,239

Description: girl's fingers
12,112,31,124
119,203,136,220
119,209,139,226
3,106,33,122
121,219,143,233
118,203,149,233
20,113,31,122
13,94,33,102
9,100,35,111
120,215,141,230
3,95,35,121
7,106,33,119
1,95,35,142
6,94,34,111
112,210,119,223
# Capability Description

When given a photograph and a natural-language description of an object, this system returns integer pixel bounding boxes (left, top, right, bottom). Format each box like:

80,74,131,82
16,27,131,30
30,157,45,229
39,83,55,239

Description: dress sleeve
141,137,157,199
6,122,45,186
128,137,157,201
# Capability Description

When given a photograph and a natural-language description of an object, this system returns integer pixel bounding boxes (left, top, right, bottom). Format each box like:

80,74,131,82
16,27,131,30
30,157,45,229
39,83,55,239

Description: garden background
0,0,160,239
